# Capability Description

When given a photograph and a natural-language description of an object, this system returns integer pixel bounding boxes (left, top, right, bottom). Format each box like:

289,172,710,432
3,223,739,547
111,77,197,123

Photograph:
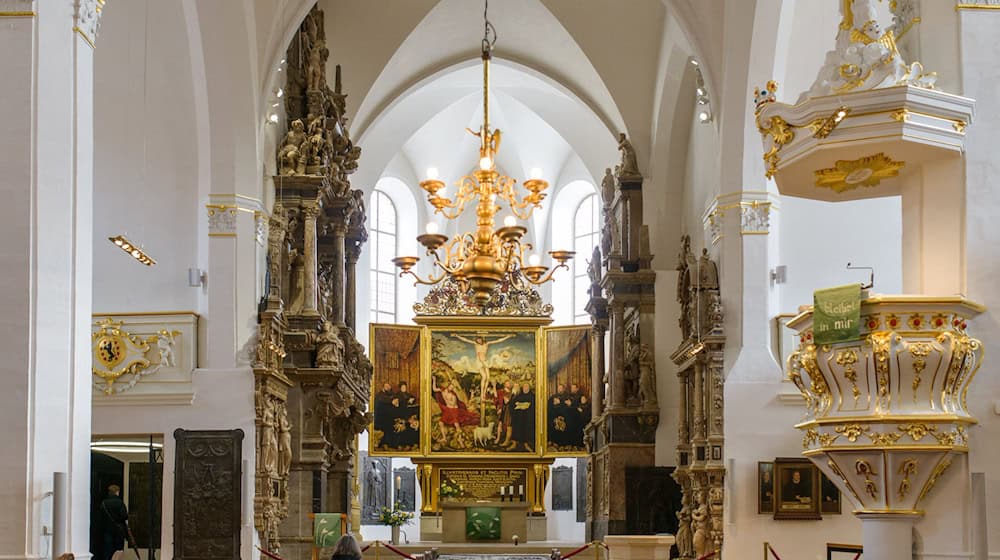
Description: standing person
330,534,363,560
99,484,129,560
508,382,536,451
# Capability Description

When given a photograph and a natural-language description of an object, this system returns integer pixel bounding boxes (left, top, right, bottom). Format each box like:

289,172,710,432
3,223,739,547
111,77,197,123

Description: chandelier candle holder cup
393,31,573,306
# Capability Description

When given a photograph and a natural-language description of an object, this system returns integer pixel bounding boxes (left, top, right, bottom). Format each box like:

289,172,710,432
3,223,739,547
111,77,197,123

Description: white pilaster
205,194,266,368
0,0,98,557
708,191,782,383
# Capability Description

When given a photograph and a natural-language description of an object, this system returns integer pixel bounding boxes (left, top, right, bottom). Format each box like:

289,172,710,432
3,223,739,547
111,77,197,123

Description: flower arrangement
439,480,463,498
377,502,415,527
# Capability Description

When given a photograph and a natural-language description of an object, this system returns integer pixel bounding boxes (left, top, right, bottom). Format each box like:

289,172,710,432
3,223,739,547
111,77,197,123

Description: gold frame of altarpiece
369,316,592,459
411,457,555,514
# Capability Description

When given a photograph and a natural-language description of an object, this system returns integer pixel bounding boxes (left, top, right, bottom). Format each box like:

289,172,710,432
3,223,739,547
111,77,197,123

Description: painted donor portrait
429,329,538,454
544,326,591,454
370,325,422,454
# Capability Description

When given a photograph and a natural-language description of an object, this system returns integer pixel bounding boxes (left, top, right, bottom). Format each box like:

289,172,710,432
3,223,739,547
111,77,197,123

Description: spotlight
698,111,712,123
276,88,284,98
268,113,279,124
690,59,699,66
108,235,156,266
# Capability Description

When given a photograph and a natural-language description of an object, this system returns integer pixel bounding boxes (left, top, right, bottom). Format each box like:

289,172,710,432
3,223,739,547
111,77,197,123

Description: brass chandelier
392,4,573,305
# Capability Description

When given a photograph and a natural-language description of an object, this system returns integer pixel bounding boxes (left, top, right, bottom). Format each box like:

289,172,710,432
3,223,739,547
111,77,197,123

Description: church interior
3,1,1000,560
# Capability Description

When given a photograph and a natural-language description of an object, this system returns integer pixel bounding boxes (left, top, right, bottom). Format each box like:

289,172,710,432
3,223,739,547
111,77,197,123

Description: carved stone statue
676,497,693,558
260,401,278,476
314,321,342,367
349,189,366,230
587,246,602,292
637,344,657,408
601,167,616,208
278,119,308,176
306,39,327,91
277,405,292,478
691,492,710,558
800,0,934,102
615,133,640,179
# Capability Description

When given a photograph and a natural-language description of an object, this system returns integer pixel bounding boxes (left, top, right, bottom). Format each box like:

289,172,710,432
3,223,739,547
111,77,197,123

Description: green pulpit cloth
465,506,501,540
813,283,862,344
314,513,344,547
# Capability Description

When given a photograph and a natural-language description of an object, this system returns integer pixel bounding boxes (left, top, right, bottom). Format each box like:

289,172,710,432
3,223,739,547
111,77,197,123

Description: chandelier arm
523,262,570,285
398,268,447,286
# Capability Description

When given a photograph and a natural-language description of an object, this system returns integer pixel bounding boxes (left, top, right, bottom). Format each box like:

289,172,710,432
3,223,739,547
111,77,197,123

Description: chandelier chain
482,0,497,54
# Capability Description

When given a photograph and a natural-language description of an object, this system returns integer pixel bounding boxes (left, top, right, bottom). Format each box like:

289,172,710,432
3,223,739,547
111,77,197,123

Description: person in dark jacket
99,484,129,560
330,534,362,560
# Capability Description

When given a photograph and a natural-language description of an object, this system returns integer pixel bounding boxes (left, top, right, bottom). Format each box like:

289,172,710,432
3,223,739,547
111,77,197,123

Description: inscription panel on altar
439,468,528,502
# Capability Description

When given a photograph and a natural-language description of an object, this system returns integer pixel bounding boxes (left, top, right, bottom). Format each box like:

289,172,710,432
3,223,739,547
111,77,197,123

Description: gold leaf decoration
814,153,905,194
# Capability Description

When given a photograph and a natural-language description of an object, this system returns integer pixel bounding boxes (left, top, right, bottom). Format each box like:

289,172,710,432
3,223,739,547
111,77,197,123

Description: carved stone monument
360,453,391,524
551,465,574,511
586,149,658,539
669,237,725,559
174,429,244,560
253,5,372,556
393,466,416,512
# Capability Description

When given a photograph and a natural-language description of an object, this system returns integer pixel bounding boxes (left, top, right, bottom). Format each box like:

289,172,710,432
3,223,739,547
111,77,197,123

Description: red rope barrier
852,553,861,560
695,551,716,560
379,541,416,560
560,544,592,560
766,543,782,560
361,544,373,553
256,546,287,560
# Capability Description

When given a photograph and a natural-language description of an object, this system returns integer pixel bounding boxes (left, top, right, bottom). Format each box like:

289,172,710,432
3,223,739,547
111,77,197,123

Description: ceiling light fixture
392,0,573,306
109,234,156,266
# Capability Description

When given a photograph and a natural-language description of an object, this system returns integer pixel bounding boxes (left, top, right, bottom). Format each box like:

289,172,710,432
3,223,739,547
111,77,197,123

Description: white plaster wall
93,0,200,314
959,8,1000,558
543,458,586,542
91,369,258,560
681,110,720,252
777,196,903,314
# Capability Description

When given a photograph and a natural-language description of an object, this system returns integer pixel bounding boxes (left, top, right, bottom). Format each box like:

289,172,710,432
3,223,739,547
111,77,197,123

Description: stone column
608,301,626,409
0,3,97,556
590,324,606,418
677,371,689,450
331,223,347,326
692,359,705,442
301,198,321,316
345,241,361,332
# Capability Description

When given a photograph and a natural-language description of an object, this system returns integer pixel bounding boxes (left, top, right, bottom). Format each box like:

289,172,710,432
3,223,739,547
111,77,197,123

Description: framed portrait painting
543,326,592,456
757,461,774,514
820,472,841,514
426,327,540,456
774,457,820,520
369,324,423,456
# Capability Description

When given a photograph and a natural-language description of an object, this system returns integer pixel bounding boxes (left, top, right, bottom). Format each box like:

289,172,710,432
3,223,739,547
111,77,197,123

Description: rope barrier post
593,541,600,560
763,542,768,560
376,541,381,560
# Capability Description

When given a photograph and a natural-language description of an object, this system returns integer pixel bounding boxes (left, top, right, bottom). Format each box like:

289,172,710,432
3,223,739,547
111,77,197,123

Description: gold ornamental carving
897,459,918,499
814,152,905,194
92,317,179,395
787,297,984,519
898,423,936,442
835,423,869,443
856,459,879,499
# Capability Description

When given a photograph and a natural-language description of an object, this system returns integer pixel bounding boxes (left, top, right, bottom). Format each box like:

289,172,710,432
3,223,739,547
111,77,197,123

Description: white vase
391,525,400,545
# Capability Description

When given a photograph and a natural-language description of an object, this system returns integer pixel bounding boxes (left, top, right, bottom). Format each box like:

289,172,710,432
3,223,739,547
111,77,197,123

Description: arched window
573,193,600,323
369,189,398,323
